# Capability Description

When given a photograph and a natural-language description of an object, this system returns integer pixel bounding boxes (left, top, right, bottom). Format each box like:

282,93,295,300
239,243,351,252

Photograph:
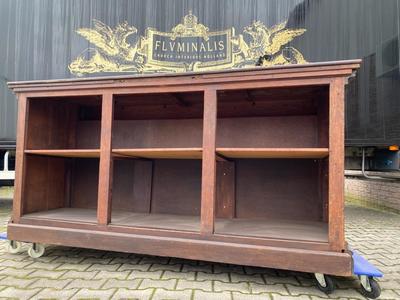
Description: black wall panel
0,0,399,147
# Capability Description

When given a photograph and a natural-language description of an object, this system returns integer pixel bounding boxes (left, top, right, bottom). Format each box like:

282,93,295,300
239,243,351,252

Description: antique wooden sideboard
7,60,360,276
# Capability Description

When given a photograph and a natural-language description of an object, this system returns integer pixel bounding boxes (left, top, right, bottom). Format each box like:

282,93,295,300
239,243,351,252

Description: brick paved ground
0,197,399,299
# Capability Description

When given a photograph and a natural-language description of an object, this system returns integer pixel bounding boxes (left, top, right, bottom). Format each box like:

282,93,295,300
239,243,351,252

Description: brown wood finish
24,149,100,158
328,78,346,252
200,89,218,234
12,95,28,223
8,60,360,277
113,148,202,159
112,159,153,213
7,222,353,276
97,93,114,225
216,148,329,158
216,161,235,219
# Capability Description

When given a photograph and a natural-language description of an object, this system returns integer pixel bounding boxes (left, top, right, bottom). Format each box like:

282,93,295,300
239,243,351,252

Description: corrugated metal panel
0,0,399,147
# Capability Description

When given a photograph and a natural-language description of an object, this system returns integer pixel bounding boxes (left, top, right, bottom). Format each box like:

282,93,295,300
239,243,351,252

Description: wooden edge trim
12,95,29,223
97,92,114,225
8,223,353,276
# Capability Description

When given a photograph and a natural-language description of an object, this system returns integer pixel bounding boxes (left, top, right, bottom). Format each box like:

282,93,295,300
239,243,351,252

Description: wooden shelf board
113,148,203,159
23,208,327,242
25,149,100,158
216,148,329,158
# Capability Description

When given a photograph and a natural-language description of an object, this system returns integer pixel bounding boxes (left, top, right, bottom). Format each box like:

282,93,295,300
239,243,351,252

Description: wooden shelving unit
8,60,361,277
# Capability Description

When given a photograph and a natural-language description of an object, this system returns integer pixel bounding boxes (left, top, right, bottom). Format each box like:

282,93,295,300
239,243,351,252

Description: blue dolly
314,249,383,298
1,232,383,298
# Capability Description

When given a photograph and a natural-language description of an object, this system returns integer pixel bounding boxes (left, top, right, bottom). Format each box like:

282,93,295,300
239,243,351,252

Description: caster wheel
7,240,22,254
314,273,335,294
27,243,45,258
359,276,381,299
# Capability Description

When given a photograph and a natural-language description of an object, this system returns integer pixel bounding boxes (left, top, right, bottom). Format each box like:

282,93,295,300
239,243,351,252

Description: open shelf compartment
110,91,204,231
21,154,99,223
26,96,102,150
214,85,329,242
111,158,202,231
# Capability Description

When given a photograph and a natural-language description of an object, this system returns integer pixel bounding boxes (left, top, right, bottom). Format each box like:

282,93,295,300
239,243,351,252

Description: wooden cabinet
8,60,360,276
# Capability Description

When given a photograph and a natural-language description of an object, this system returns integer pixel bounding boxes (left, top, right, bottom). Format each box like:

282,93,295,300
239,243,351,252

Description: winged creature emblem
68,14,308,76
69,20,144,75
243,20,307,66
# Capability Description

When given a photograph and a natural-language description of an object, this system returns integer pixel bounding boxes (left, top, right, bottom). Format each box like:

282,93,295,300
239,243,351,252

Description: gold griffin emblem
69,12,307,76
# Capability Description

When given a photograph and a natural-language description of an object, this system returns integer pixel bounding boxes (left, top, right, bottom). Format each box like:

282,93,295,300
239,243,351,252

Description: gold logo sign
69,11,307,76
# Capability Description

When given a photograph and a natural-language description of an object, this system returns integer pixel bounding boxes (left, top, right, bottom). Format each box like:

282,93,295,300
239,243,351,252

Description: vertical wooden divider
97,92,114,225
13,94,28,223
200,89,217,235
328,78,345,251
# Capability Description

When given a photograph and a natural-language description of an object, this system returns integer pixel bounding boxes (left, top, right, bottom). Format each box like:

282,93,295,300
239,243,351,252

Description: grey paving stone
230,273,265,284
27,269,67,280
378,289,400,300
0,267,35,277
0,203,399,299
214,281,250,293
273,295,311,300
286,284,341,298
110,256,141,264
94,270,131,280
176,279,213,291
196,271,230,282
162,270,196,280
25,261,63,271
30,278,72,289
34,288,79,299
59,270,99,280
0,276,38,289
0,287,42,299
181,264,213,273
214,265,246,274
264,274,301,286
70,288,116,299
81,257,114,264
102,278,141,289
150,263,182,272
193,290,232,300
55,263,91,271
152,288,192,300
112,287,154,300
232,292,271,300
249,283,289,295
0,260,33,269
87,263,122,271
119,263,152,272
139,278,177,290
128,270,163,280
52,256,85,264
66,278,107,289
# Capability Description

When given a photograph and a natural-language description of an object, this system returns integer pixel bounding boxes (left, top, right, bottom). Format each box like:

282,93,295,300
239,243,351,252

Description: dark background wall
0,0,399,147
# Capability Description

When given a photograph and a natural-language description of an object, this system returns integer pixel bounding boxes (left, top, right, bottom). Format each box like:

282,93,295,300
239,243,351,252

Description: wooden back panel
235,159,322,221
26,98,101,149
23,155,66,214
70,158,99,209
151,159,202,216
